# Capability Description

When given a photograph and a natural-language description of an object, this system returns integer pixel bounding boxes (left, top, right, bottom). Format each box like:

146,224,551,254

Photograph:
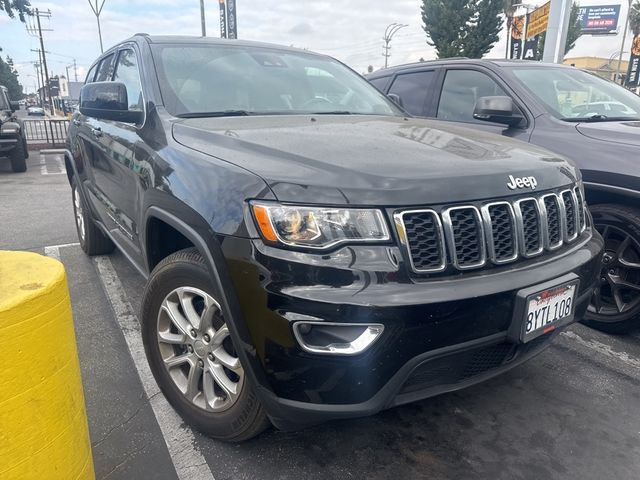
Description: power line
25,8,54,115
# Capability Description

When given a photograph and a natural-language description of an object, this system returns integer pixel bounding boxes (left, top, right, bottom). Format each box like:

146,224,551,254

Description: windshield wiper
309,110,355,115
564,114,640,123
176,110,251,118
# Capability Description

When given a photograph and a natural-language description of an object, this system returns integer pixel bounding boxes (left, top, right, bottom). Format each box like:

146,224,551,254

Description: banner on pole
510,15,525,59
626,36,640,88
227,0,237,39
219,0,227,39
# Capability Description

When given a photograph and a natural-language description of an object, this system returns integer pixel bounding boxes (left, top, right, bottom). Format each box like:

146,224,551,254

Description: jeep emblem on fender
507,175,538,190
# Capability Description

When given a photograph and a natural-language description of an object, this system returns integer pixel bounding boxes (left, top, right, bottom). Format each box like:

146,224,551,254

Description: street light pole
383,23,408,69
200,0,207,36
87,0,107,54
616,0,633,84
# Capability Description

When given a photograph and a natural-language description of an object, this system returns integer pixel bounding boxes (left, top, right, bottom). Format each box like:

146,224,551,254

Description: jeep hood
173,115,579,205
575,120,640,147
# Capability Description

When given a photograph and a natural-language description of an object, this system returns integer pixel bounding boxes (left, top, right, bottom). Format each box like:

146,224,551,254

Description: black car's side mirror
9,101,20,112
473,96,523,128
80,81,143,124
387,93,404,108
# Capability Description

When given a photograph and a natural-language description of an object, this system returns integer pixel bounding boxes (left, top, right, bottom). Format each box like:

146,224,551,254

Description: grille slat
518,199,543,256
397,186,586,274
543,195,562,248
562,190,578,240
445,207,485,268
401,210,445,272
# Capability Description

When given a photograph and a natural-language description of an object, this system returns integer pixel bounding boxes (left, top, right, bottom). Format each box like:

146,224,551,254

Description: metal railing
22,119,69,146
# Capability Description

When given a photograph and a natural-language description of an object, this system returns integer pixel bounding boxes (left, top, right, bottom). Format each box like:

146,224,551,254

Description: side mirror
9,101,20,112
473,96,523,128
79,81,143,123
387,93,404,108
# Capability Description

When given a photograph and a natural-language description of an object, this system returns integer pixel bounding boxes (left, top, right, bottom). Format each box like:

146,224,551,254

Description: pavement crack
91,403,145,449
101,441,149,480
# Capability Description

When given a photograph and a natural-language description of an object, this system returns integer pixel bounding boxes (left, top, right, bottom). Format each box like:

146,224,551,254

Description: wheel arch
584,182,640,210
142,206,275,402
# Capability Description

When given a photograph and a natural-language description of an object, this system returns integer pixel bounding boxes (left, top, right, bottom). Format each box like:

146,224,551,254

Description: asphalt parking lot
2,151,640,480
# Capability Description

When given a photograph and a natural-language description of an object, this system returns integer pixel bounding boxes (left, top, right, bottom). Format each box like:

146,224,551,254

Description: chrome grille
542,194,562,249
397,187,588,274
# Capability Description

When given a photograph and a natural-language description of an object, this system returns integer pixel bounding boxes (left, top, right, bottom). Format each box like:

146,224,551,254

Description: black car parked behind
368,60,640,333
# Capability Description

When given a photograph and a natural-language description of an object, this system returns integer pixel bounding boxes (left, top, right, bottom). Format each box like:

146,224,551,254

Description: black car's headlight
251,203,390,249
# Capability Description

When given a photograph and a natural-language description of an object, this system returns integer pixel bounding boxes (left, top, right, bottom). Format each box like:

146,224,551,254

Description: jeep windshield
510,66,640,122
151,43,401,118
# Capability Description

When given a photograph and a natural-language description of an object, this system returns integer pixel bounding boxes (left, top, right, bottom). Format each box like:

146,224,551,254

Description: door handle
72,119,80,126
91,127,102,138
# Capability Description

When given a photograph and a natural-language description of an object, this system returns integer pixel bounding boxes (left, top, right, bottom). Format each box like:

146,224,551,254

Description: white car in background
27,106,45,116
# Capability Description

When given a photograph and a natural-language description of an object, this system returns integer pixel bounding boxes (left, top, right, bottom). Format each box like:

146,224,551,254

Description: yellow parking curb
0,251,95,480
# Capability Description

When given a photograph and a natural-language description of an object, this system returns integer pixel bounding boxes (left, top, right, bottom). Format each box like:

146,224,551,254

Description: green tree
0,55,24,99
630,0,640,36
422,0,504,58
0,0,31,22
537,2,582,58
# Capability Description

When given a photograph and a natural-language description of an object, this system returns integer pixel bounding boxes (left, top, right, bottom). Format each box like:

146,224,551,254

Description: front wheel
582,204,640,334
141,248,270,442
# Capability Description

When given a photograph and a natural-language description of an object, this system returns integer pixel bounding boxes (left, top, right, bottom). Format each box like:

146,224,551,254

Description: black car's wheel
71,177,115,255
583,204,640,334
141,248,270,442
9,139,27,173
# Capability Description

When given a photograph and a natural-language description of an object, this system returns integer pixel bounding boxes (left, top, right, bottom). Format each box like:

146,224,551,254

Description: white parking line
40,152,66,175
93,256,215,480
44,243,215,480
560,330,640,370
43,242,80,261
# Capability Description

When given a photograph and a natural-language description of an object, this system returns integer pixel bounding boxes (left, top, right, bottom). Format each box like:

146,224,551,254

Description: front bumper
221,229,603,430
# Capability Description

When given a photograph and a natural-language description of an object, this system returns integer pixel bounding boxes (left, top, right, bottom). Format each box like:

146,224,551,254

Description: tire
9,139,27,173
71,177,115,255
582,204,640,334
141,248,270,442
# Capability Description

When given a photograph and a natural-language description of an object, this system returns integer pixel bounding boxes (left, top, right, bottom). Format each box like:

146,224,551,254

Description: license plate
523,282,578,341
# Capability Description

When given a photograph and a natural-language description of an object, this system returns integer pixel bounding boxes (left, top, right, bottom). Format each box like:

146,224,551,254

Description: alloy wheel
589,224,640,317
157,286,244,412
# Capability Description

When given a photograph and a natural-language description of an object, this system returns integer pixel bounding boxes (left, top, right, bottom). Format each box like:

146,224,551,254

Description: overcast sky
0,0,634,94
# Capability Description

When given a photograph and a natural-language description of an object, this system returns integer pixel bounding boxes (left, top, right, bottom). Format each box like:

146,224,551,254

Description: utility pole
200,0,206,36
616,0,633,84
87,0,107,53
26,9,55,115
383,23,408,69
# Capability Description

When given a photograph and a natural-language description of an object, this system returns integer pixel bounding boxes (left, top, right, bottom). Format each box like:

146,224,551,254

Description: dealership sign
578,5,621,35
527,2,551,38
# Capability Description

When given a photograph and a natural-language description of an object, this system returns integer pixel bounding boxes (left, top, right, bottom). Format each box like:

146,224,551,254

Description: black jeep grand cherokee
66,35,603,441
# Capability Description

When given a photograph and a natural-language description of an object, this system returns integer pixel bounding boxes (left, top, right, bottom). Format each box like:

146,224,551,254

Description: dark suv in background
0,85,27,172
65,36,602,441
368,60,640,333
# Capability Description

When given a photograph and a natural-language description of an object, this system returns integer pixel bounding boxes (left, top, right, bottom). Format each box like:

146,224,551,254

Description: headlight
251,203,390,249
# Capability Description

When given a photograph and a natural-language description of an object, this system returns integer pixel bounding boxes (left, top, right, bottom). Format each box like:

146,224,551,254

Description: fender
143,206,277,405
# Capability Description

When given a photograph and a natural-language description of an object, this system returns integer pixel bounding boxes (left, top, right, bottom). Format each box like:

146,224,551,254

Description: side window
85,64,98,84
95,54,116,82
113,49,144,111
368,76,389,92
437,69,508,122
388,71,436,116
